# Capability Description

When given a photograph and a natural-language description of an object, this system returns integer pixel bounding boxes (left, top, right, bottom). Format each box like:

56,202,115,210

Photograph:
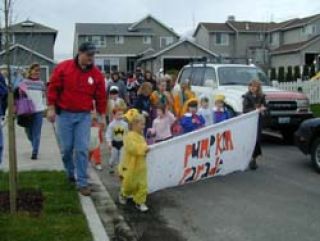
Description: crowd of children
89,68,265,212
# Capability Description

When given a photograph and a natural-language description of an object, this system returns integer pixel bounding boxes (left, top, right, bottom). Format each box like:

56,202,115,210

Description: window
85,35,106,47
191,67,205,86
178,68,192,84
160,36,174,48
215,33,229,46
269,32,279,45
203,68,217,86
115,35,124,44
95,57,119,73
143,36,152,44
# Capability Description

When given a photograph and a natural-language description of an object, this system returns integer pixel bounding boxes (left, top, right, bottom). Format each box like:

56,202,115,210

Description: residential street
98,134,320,241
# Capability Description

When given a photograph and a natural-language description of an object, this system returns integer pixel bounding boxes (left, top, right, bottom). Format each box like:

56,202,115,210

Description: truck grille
268,101,297,111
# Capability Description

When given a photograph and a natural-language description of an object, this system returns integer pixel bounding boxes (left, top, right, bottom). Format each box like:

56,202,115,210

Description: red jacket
47,58,107,114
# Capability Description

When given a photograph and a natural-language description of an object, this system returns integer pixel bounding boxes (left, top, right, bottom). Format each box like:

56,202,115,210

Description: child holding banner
118,112,149,212
242,80,267,170
180,98,205,134
213,94,231,124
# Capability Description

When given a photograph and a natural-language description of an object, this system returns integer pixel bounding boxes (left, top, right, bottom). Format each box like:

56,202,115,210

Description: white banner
147,111,259,193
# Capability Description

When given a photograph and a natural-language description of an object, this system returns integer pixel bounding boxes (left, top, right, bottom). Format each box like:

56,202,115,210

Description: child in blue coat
213,94,230,124
180,98,205,134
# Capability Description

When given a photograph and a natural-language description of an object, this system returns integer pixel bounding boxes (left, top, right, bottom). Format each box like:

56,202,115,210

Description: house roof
128,15,180,37
0,44,56,64
226,21,278,32
138,39,218,62
75,15,180,37
75,23,153,36
280,13,320,30
271,35,320,55
201,23,234,32
3,20,58,34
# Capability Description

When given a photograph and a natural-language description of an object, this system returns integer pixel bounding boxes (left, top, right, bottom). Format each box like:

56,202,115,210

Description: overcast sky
9,0,320,60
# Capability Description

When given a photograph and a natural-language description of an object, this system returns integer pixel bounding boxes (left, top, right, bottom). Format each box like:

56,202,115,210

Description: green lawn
0,171,92,241
311,104,320,117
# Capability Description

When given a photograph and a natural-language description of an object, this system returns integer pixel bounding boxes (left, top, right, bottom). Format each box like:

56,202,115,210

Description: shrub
270,68,277,81
302,65,310,80
286,66,293,82
278,66,285,82
293,65,301,81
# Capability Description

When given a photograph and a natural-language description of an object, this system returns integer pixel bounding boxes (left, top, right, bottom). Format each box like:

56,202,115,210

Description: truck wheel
311,138,320,173
281,130,294,144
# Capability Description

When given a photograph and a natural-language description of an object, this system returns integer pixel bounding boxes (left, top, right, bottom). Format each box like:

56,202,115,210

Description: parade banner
147,111,259,193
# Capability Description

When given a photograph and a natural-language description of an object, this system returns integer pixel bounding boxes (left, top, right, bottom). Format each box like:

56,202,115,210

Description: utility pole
4,0,18,214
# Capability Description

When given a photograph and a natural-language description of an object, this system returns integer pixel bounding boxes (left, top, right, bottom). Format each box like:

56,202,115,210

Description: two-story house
74,15,217,73
0,20,57,81
194,14,320,71
270,14,320,70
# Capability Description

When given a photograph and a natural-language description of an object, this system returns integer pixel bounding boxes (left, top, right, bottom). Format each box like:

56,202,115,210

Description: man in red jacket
47,42,107,196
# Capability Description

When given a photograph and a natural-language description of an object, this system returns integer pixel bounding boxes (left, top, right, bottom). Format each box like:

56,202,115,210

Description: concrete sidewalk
1,119,63,171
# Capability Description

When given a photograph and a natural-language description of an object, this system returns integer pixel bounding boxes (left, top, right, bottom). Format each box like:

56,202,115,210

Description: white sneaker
135,203,149,212
95,164,103,171
118,193,127,205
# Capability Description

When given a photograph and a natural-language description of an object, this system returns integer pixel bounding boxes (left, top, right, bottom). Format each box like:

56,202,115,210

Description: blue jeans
57,111,91,188
25,112,43,155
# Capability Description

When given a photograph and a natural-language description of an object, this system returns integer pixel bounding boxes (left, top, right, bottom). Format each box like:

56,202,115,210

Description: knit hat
187,98,198,108
109,86,119,94
214,94,225,102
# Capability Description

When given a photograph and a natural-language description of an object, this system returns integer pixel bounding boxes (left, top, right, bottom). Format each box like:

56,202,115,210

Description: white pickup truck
174,63,313,142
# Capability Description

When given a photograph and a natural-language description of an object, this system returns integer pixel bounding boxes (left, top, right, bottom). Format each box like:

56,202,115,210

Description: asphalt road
98,135,320,241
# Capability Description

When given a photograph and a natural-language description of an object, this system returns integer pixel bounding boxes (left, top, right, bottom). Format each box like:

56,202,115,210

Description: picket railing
272,80,320,104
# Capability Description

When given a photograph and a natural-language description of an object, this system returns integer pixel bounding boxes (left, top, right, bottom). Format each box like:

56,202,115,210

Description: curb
88,166,138,241
79,194,110,241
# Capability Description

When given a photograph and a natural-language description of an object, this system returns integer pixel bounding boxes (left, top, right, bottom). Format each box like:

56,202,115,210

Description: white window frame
115,35,124,44
85,35,106,48
215,33,229,46
160,36,174,48
257,33,264,41
143,36,152,44
95,57,120,73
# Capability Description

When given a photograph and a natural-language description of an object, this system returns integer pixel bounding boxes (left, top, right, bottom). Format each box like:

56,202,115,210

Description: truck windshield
218,67,269,86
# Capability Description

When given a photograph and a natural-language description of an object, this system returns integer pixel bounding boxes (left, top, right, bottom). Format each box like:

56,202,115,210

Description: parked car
174,63,313,142
295,118,320,173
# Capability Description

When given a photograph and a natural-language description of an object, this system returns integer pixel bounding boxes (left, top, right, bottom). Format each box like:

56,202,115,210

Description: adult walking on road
18,63,46,160
47,42,107,196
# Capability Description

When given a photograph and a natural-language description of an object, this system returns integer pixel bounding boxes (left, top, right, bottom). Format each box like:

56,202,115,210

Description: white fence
272,80,320,104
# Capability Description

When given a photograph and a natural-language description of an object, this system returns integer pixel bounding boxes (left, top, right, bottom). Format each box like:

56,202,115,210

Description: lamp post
4,0,18,214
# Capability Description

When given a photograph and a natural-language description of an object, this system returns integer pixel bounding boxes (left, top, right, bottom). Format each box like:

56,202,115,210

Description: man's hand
47,106,56,123
99,114,107,129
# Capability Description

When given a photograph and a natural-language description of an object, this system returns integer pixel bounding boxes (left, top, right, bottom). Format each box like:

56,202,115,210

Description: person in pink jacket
147,104,175,143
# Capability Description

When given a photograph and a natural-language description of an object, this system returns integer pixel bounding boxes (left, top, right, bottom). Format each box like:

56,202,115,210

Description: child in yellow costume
118,112,149,212
173,78,195,117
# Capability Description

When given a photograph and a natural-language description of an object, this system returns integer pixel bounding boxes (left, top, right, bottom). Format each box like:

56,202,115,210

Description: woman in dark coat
242,80,267,170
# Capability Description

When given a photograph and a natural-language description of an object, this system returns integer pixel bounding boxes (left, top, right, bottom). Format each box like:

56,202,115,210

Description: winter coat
180,113,205,134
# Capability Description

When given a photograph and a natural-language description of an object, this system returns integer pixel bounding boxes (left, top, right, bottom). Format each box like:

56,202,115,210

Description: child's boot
135,203,149,212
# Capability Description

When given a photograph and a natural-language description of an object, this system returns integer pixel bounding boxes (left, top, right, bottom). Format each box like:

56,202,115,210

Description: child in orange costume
89,114,104,171
173,78,195,117
118,112,149,212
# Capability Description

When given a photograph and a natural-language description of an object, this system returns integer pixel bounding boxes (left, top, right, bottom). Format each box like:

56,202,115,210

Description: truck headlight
297,99,310,108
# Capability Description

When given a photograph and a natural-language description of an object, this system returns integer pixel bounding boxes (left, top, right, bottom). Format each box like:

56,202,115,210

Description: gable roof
75,22,153,36
128,15,180,37
226,21,278,32
0,44,56,64
138,39,218,62
280,13,320,30
271,35,320,55
4,20,57,34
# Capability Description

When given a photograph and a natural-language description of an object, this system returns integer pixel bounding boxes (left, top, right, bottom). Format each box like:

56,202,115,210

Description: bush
293,66,301,81
278,66,285,82
286,66,293,82
310,64,316,79
302,65,310,80
270,68,277,81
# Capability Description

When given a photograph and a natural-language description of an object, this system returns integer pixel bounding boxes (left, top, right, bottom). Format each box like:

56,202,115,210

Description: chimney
227,15,236,22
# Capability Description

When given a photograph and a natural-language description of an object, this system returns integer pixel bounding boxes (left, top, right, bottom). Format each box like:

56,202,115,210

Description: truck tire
281,129,295,144
311,138,320,173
